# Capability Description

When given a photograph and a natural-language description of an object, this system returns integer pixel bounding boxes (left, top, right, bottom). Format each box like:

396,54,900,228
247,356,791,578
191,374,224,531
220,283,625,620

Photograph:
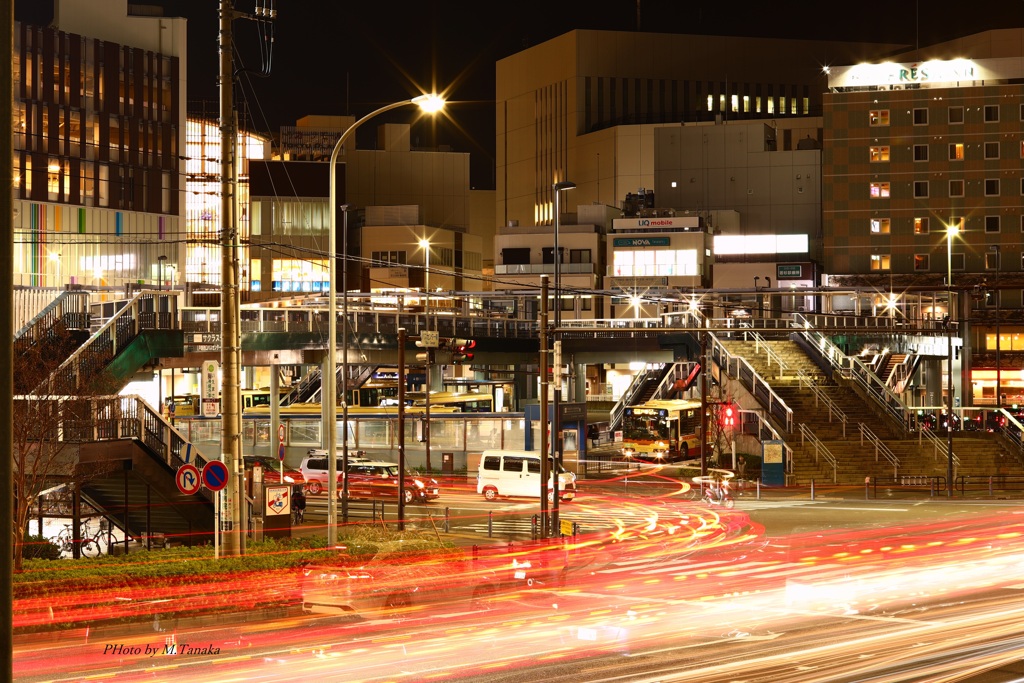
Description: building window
951,253,965,271
913,144,929,161
914,181,929,198
949,179,965,197
949,216,964,231
985,251,1001,270
870,182,890,198
949,106,964,124
984,141,1000,159
870,254,890,271
914,254,930,271
370,250,408,266
949,143,964,160
984,104,999,122
870,218,891,234
869,146,890,162
869,109,889,126
985,179,1000,196
1020,103,1024,120
913,108,928,125
985,215,1000,233
985,289,999,308
914,216,930,234
569,248,592,264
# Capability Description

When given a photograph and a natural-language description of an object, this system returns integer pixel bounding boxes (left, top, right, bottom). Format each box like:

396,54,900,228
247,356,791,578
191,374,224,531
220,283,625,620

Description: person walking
587,424,599,448
292,485,307,525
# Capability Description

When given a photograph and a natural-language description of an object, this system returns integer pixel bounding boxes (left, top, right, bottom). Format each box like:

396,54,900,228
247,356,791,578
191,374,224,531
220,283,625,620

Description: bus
620,398,702,462
409,391,494,413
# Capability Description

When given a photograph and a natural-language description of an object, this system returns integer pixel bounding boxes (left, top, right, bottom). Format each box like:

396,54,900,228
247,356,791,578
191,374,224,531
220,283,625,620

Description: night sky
17,1,1024,189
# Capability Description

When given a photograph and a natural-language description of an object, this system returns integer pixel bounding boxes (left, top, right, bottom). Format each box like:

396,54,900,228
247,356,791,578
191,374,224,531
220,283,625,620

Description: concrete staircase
720,339,1023,486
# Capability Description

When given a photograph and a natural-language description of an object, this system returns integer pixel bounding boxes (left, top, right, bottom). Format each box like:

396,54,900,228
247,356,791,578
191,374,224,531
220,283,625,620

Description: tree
11,320,118,570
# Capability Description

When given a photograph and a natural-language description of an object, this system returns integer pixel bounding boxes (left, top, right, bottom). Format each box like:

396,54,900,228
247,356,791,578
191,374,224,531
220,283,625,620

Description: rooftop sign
827,58,1014,89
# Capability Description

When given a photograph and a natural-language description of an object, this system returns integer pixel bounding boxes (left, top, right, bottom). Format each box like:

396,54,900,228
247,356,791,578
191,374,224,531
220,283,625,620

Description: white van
477,450,577,501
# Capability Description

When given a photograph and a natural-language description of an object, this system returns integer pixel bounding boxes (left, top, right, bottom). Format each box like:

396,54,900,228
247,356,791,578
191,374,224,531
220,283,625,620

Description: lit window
869,109,889,126
949,143,964,160
914,254,930,271
869,146,890,162
949,180,964,197
985,251,1001,270
870,254,890,271
870,218,891,234
914,181,929,198
949,106,964,124
870,182,890,198
914,217,930,234
913,108,928,125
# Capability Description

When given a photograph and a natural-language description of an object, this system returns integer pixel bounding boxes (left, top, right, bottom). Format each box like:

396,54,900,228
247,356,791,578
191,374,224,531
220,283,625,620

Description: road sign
278,423,285,442
421,330,439,347
278,443,286,461
202,460,230,492
176,464,201,495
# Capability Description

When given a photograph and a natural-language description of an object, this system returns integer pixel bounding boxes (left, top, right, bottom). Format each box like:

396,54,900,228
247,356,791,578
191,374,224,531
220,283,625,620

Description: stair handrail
791,312,910,433
858,423,900,478
742,328,790,378
15,289,92,340
798,423,838,483
919,426,960,468
33,291,180,397
608,362,668,432
797,370,848,437
651,361,696,401
996,409,1024,466
709,331,794,432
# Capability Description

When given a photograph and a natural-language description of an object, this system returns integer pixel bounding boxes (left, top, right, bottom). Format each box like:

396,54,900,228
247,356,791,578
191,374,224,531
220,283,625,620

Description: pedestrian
292,485,307,525
737,455,747,479
587,424,599,448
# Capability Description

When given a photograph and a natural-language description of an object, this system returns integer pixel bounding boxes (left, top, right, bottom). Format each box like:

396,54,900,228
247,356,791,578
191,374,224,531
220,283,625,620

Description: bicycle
54,520,105,559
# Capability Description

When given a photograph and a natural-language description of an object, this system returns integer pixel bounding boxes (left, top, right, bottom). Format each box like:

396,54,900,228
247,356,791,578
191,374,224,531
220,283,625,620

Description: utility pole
2,0,16,673
397,328,406,531
539,275,550,539
219,0,243,556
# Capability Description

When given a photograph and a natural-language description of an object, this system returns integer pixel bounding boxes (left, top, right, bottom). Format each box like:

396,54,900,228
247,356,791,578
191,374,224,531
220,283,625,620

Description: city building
822,29,1024,408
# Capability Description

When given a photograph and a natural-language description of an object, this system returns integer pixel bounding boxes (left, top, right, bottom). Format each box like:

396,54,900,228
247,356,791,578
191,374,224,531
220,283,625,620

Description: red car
244,455,304,485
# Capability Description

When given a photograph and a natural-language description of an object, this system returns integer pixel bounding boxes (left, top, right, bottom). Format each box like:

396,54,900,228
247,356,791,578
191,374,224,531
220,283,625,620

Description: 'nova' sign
613,237,671,247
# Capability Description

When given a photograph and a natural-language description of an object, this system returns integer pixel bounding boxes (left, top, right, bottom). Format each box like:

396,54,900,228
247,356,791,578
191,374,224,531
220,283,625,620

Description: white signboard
265,485,290,516
201,361,220,402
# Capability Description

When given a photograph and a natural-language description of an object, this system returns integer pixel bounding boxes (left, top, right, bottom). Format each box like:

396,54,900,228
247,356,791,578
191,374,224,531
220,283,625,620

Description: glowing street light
945,222,958,497
324,94,445,544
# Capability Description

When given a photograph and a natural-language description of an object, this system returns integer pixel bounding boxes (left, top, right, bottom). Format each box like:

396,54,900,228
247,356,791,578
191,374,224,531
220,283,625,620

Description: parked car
299,453,438,503
920,411,961,432
244,455,303,485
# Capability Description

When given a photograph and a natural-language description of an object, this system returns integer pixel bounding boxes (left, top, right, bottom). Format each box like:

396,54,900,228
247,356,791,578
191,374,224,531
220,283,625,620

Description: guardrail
798,423,838,483
859,423,899,478
796,370,848,437
919,427,960,469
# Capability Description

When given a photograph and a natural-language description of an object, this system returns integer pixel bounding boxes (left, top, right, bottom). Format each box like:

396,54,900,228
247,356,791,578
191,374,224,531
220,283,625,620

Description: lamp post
990,245,1001,410
157,255,167,292
419,237,431,471
324,94,444,545
551,179,575,533
946,223,957,498
340,204,350,524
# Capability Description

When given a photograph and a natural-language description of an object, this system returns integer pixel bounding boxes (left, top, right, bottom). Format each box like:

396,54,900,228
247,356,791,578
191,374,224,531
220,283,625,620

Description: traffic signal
414,339,433,364
720,403,737,429
450,338,476,364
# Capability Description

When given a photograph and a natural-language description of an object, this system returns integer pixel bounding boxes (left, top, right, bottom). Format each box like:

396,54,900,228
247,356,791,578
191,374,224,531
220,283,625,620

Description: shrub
21,535,61,561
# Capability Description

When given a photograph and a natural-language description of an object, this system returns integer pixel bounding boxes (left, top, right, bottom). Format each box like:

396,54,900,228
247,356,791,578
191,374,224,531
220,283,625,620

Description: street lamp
551,179,575,533
324,94,444,544
946,223,958,497
419,237,431,471
990,245,1001,410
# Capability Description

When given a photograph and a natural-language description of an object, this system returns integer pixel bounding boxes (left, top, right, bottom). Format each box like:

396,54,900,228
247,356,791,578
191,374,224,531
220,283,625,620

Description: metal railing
608,363,668,433
35,292,179,397
710,334,794,433
859,423,899,479
798,423,838,483
742,329,790,378
919,427,960,469
797,370,848,437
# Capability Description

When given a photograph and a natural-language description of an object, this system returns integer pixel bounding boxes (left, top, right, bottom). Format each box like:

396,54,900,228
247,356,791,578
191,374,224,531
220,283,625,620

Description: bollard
488,511,493,538
532,514,539,541
756,479,761,500
989,476,993,497
865,476,871,500
930,478,935,497
811,479,815,501
444,506,450,533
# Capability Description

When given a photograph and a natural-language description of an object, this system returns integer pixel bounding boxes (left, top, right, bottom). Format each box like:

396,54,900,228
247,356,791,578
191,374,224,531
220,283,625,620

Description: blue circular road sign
202,460,230,492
